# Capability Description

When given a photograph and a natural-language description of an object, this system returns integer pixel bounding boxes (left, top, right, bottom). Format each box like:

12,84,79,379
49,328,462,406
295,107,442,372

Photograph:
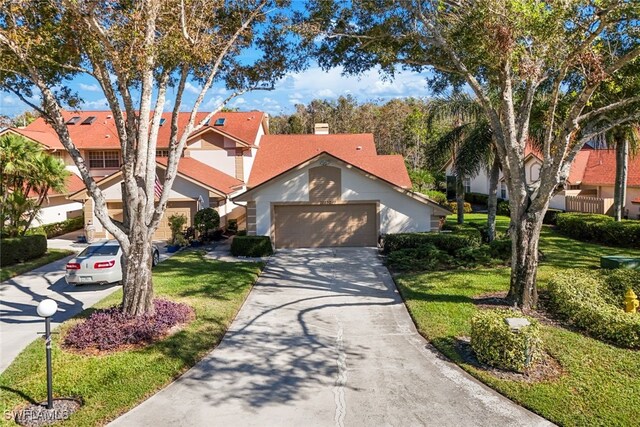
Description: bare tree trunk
487,157,500,242
456,174,465,224
507,209,544,310
613,139,629,221
121,229,155,315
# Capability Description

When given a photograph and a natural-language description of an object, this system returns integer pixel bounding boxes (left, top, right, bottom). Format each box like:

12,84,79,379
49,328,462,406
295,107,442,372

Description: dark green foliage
1,234,47,266
194,208,220,233
547,269,640,348
543,209,563,225
448,201,472,214
230,236,273,257
600,269,640,306
386,244,451,271
454,246,493,266
471,309,543,373
496,201,510,216
556,213,640,248
489,238,512,260
464,192,489,205
382,230,482,255
29,216,84,238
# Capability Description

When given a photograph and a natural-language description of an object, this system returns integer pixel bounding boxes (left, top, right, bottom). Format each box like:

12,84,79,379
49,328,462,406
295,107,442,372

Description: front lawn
0,249,74,282
0,251,262,426
395,214,640,426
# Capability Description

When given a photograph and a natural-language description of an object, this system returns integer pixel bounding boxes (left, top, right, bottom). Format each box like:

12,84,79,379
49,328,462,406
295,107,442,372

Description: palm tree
604,124,639,221
426,94,500,240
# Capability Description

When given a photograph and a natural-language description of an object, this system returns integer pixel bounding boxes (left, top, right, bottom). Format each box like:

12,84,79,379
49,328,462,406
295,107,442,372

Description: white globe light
37,299,58,318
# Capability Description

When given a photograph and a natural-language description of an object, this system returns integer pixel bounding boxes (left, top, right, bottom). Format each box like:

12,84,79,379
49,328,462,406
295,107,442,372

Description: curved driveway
112,248,552,427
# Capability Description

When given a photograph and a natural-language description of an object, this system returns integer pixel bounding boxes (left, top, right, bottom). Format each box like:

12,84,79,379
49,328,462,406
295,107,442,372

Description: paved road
0,240,172,373
112,248,552,427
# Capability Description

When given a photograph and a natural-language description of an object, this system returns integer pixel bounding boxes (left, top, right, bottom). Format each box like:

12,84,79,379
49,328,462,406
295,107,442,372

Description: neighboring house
446,145,640,218
31,174,85,225
234,129,450,248
1,110,268,239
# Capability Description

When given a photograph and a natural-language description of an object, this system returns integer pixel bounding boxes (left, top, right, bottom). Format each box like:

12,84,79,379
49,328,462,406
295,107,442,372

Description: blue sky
0,63,434,119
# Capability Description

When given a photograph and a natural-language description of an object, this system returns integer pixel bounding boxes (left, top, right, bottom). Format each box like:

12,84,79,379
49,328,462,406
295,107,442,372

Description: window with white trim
463,178,471,193
501,183,507,200
156,150,170,157
88,151,120,168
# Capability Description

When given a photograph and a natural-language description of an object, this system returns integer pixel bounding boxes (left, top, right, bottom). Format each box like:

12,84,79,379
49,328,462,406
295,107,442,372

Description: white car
65,240,160,285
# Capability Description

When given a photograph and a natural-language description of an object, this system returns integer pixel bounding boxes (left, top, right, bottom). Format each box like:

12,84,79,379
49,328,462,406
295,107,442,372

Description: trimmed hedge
1,235,48,266
547,269,640,348
556,213,640,248
471,309,543,372
230,235,273,257
448,201,473,214
424,190,448,205
382,229,482,255
543,209,563,225
464,192,489,205
496,200,510,216
29,216,84,239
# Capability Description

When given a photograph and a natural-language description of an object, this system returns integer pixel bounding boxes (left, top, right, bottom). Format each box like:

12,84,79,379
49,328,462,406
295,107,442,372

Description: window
81,116,97,125
156,150,169,157
501,183,507,200
214,118,225,126
463,178,471,194
159,118,166,126
67,116,81,125
88,151,120,168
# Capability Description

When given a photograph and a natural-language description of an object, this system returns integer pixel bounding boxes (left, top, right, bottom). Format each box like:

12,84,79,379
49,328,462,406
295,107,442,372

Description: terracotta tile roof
567,150,591,185
632,196,640,204
156,157,243,195
581,150,640,187
247,134,411,188
19,110,265,150
28,173,86,197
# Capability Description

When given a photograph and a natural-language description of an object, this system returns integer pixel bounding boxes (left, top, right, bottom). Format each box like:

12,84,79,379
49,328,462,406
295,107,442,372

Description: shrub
386,244,450,271
168,214,187,245
194,208,220,234
382,230,482,255
470,309,543,372
555,213,640,248
543,209,562,225
496,200,510,216
1,234,47,266
464,192,489,205
489,238,512,260
547,269,640,348
63,299,194,352
448,201,473,214
455,246,493,266
600,269,640,306
230,235,273,257
424,190,448,205
29,216,84,238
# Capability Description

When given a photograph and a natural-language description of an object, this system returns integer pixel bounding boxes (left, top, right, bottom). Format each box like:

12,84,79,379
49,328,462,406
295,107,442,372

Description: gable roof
155,157,244,195
247,133,412,188
15,110,266,150
235,151,451,216
581,150,640,187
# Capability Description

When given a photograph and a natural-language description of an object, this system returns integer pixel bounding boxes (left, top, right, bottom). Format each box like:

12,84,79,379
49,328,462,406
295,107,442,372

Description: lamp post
37,299,58,410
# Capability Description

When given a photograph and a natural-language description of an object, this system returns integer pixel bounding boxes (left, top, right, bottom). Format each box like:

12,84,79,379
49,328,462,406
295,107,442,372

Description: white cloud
232,97,246,106
79,83,100,92
202,96,224,110
81,98,109,109
184,82,201,95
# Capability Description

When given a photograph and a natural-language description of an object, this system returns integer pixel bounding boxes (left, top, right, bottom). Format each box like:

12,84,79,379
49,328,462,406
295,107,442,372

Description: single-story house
234,133,450,248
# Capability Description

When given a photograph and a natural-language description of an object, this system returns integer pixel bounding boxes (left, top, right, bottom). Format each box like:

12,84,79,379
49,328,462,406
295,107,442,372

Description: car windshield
78,245,120,257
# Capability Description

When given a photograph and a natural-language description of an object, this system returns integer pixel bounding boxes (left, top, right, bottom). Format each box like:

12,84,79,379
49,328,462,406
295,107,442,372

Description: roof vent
106,115,113,119
214,118,226,126
105,134,110,138
67,116,81,125
314,123,329,135
81,116,97,125
356,146,362,151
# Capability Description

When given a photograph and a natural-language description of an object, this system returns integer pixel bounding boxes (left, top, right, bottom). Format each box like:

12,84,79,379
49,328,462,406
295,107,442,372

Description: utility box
600,256,640,270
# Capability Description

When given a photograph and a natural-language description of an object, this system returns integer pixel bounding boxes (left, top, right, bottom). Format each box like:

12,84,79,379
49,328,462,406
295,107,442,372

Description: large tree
0,0,301,315
307,0,640,309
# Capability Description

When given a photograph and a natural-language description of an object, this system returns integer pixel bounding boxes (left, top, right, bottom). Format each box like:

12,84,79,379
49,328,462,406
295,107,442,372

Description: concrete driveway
0,241,172,373
112,248,551,427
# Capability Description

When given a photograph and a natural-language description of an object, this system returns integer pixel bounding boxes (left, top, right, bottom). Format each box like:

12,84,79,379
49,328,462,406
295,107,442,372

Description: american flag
154,175,163,199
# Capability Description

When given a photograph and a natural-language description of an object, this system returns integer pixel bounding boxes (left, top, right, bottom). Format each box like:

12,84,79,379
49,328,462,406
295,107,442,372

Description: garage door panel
274,204,377,248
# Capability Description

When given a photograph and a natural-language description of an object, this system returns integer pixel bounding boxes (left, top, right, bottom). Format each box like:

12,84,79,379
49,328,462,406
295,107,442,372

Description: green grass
0,251,262,426
0,250,75,282
396,214,640,426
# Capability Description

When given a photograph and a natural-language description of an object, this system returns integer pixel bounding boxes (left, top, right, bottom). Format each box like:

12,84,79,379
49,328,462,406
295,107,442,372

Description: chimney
314,123,329,135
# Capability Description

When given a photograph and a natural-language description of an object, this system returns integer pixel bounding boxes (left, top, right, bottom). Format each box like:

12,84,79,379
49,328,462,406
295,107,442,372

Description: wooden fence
565,196,614,215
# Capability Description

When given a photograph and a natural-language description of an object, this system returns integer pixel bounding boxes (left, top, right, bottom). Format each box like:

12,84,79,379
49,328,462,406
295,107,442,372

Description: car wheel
152,250,160,267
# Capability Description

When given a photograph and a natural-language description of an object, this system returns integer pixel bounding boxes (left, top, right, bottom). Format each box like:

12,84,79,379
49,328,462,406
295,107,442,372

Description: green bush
28,216,84,238
382,230,482,255
543,209,563,225
470,309,543,372
424,190,448,205
600,269,640,306
448,201,473,214
547,269,640,348
230,235,273,257
496,201,510,216
455,246,493,266
386,244,451,271
489,238,512,260
168,214,187,245
194,208,220,233
1,235,48,266
556,213,640,248
464,192,489,205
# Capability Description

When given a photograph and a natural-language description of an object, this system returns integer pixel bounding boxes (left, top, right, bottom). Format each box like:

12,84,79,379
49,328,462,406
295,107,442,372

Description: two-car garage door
273,203,377,248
